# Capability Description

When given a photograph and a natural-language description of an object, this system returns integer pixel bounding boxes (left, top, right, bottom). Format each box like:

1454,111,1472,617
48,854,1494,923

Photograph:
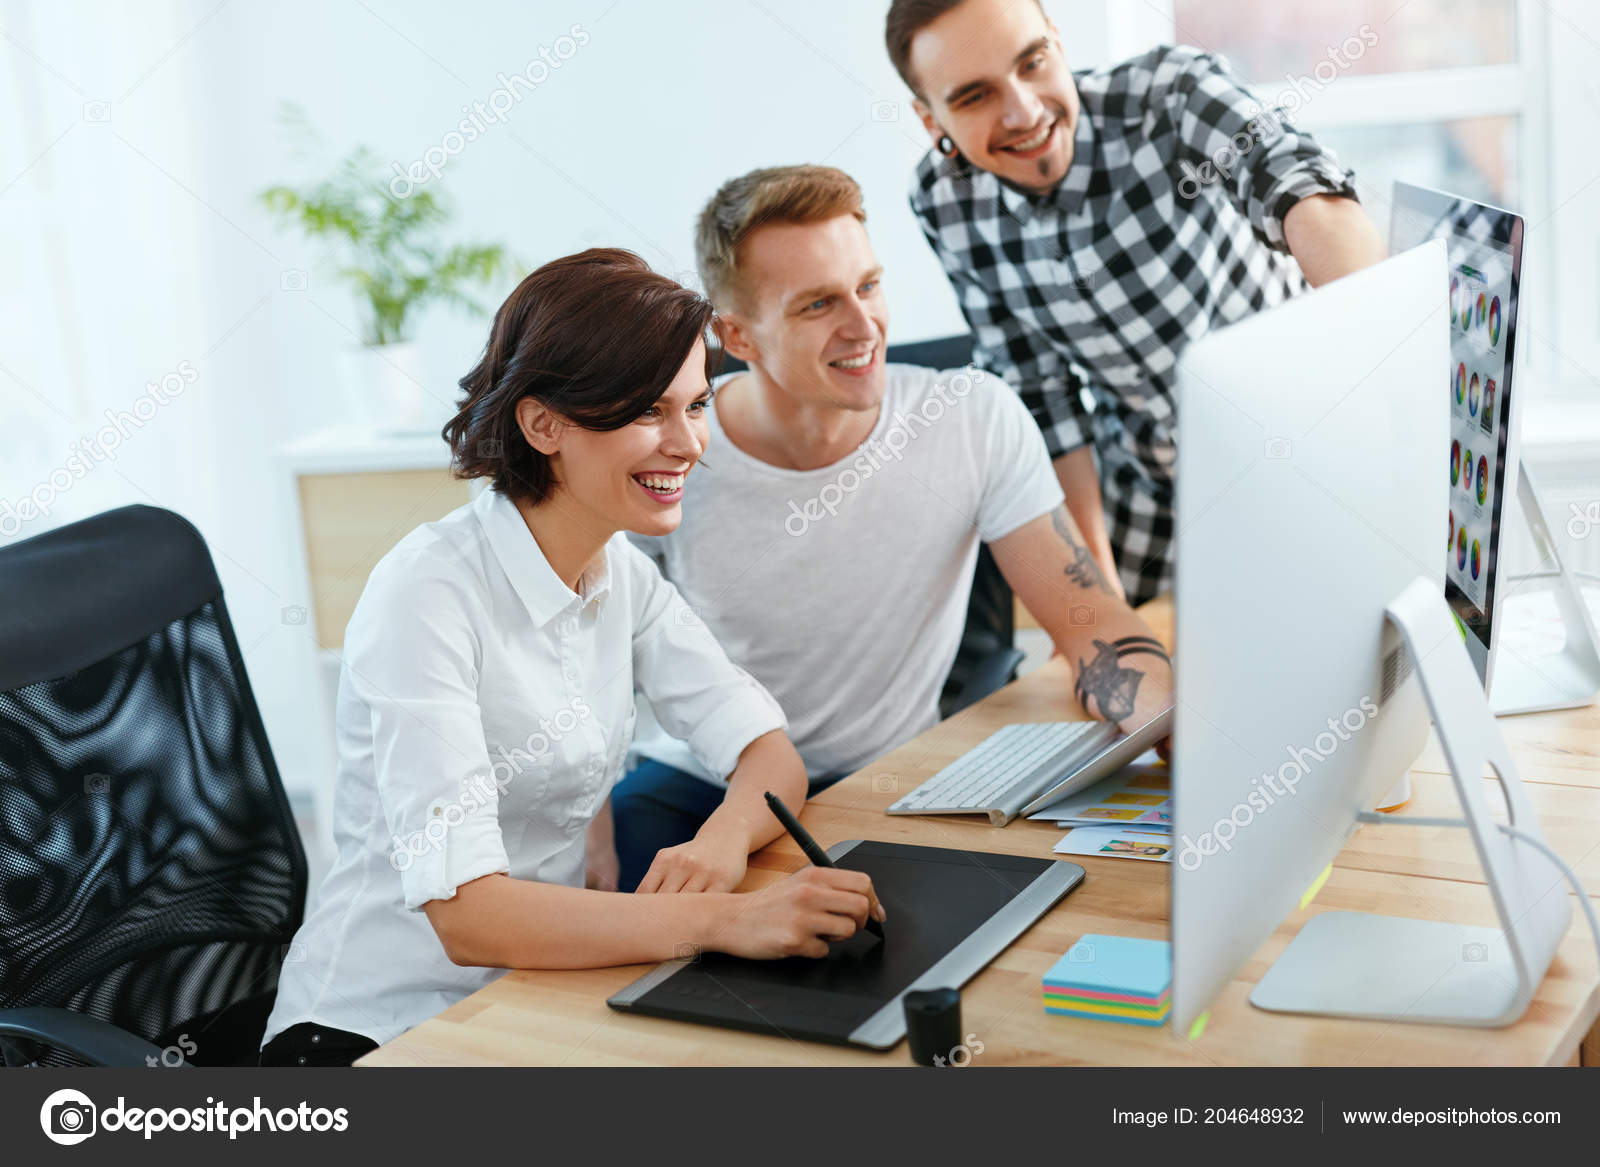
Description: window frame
1112,2,1577,394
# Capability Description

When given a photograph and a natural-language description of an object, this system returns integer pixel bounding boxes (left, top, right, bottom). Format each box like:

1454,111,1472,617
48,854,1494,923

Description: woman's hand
635,826,749,894
710,866,883,960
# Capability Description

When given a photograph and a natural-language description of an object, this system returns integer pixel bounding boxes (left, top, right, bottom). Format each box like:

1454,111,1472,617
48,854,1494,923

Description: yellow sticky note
1299,863,1333,911
1187,1010,1210,1041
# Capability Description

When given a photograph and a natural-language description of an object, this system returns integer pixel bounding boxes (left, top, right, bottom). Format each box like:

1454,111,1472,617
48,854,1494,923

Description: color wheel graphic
1476,455,1488,505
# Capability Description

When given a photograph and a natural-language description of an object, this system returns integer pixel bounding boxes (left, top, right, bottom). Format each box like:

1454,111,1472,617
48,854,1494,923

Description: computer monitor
1389,182,1600,716
1171,241,1438,1029
1388,182,1524,692
1171,240,1570,1030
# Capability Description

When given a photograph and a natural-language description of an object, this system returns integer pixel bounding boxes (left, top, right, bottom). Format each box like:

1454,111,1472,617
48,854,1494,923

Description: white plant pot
336,341,434,433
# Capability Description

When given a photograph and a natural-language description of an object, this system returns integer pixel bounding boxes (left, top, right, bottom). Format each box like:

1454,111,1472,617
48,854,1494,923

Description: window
1127,1,1572,385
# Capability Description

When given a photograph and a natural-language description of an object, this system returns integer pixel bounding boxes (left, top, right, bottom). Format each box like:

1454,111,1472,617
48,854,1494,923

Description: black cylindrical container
902,987,961,1066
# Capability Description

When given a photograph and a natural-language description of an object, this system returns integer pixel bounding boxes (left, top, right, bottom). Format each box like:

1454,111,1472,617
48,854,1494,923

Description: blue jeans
611,759,840,893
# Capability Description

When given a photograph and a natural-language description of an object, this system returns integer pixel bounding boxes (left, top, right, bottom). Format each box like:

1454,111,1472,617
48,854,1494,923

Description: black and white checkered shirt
910,44,1358,604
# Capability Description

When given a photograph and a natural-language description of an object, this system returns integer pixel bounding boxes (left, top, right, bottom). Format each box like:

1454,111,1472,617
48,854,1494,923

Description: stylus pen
764,791,885,938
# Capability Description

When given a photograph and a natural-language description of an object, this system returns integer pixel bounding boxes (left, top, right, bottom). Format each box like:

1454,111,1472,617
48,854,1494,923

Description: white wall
0,1,1110,798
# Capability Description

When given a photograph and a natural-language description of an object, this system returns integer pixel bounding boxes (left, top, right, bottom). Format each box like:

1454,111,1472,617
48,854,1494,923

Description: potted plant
260,128,513,431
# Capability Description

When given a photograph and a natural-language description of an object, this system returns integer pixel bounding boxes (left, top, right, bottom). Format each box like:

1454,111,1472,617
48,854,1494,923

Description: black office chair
716,334,1023,715
0,505,307,1067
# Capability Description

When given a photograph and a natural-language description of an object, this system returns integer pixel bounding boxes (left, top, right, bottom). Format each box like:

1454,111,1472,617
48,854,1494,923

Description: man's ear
715,313,758,364
514,397,565,456
913,97,942,146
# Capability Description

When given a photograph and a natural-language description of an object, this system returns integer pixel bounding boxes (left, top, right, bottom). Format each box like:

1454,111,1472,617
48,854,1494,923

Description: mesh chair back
0,506,306,1065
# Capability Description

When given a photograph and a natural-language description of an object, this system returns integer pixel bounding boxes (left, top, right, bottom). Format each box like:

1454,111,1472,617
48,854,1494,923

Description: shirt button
297,1055,307,1065
311,1033,321,1044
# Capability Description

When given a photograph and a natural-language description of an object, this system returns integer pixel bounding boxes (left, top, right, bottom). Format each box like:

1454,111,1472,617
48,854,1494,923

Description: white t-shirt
628,363,1064,783
264,488,784,1048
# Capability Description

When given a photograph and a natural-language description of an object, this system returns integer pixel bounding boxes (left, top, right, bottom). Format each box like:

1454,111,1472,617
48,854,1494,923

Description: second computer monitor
1170,240,1450,1032
1389,181,1525,692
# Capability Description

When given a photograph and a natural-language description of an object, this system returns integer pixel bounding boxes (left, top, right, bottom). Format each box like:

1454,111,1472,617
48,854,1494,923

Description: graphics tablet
608,840,1085,1049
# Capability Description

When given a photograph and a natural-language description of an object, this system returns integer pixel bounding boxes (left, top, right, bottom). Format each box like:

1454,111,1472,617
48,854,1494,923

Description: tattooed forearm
1051,507,1116,596
1073,637,1170,722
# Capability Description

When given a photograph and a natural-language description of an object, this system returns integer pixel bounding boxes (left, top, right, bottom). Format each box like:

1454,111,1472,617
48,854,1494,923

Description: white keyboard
887,721,1117,827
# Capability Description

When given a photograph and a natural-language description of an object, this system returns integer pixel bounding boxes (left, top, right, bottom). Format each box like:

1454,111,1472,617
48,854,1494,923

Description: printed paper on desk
1053,825,1173,862
1028,754,1171,829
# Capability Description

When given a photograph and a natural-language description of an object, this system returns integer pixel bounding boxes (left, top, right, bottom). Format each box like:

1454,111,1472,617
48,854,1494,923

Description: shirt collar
474,488,612,627
991,104,1097,224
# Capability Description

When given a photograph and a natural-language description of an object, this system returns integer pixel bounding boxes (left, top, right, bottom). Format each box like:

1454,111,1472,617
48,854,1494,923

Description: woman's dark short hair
444,248,716,505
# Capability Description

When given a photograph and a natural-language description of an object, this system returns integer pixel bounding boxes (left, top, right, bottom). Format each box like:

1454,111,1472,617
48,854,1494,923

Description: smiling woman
258,249,883,1067
443,249,717,514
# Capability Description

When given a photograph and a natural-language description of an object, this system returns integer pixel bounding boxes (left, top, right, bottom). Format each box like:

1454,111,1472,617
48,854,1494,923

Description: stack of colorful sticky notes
1042,934,1171,1026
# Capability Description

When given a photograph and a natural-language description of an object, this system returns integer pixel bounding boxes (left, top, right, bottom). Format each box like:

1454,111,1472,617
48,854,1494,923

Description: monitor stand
1250,576,1571,1027
1490,466,1600,716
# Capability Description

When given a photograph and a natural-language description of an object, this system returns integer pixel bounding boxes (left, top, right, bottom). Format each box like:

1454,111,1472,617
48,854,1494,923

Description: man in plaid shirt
889,0,1387,603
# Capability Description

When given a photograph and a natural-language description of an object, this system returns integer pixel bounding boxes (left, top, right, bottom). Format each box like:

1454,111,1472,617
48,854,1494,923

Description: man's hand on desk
635,826,749,895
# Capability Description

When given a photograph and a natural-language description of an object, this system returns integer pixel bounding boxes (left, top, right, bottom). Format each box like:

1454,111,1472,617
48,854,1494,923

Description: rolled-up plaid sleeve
1157,43,1358,251
911,196,1094,459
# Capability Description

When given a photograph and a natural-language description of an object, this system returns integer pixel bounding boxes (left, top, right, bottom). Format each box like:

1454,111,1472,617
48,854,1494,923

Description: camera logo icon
673,942,701,963
281,605,307,626
1264,437,1292,460
1462,941,1489,962
1069,604,1096,627
1068,942,1096,963
82,100,111,123
40,1089,97,1145
870,100,899,123
280,269,308,292
870,774,897,794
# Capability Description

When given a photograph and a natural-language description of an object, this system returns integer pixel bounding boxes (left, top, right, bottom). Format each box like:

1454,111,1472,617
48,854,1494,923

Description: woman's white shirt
263,487,785,1048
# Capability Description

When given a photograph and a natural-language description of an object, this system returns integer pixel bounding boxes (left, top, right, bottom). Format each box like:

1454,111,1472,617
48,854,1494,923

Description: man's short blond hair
695,165,867,310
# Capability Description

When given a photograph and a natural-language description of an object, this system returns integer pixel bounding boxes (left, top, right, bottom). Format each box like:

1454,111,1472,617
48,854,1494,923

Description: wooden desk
360,603,1600,1067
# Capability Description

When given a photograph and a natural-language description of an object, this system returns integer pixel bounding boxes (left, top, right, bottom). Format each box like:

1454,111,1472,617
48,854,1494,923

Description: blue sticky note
1043,934,1171,999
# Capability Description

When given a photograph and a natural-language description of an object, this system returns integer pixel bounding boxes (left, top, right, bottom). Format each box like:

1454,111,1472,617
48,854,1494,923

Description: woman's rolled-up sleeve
341,553,511,910
622,543,786,782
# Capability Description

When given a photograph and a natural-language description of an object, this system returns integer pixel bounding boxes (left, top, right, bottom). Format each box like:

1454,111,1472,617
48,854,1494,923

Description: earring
937,134,957,158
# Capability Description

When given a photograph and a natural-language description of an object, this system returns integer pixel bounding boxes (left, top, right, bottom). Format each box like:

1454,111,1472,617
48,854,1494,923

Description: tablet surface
608,839,1085,1049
